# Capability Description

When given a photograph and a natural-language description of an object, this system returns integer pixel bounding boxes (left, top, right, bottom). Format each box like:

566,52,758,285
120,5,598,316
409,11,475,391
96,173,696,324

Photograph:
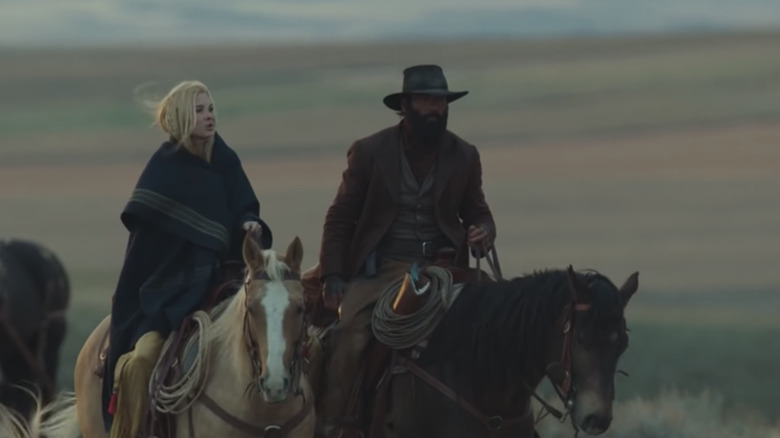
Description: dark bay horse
0,239,70,418
372,266,639,438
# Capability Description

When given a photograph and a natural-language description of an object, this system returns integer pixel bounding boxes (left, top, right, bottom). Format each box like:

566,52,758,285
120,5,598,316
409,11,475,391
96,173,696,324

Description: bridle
398,247,594,436
186,266,313,438
480,251,595,434
476,246,585,428
528,291,629,437
396,302,591,437
472,248,600,436
241,268,308,398
524,301,592,436
403,248,626,437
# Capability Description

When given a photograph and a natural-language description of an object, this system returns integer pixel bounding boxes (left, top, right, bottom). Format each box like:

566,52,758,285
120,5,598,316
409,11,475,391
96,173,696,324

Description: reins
471,244,590,436
475,245,503,282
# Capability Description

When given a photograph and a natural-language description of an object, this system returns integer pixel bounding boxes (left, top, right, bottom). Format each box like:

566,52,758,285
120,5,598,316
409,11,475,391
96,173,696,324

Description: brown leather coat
318,122,496,281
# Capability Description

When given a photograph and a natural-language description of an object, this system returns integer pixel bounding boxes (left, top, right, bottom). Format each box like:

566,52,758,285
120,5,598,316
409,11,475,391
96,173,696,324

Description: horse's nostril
582,414,611,432
283,377,290,388
259,377,266,387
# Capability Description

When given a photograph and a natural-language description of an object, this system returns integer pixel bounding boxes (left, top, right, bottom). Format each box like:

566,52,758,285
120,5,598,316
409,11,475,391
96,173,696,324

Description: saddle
301,265,339,329
94,273,242,378
94,273,243,438
305,248,495,438
301,249,486,329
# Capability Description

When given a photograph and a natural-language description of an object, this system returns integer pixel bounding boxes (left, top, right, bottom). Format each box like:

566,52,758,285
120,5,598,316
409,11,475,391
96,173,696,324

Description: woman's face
192,92,215,139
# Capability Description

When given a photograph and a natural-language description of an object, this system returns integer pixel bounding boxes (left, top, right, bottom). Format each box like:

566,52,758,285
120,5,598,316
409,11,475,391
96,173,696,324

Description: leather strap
377,238,450,259
198,391,313,437
475,245,503,283
397,355,533,432
95,324,111,378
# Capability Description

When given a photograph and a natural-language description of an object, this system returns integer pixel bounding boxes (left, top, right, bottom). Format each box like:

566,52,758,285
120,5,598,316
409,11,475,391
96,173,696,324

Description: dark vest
378,148,448,260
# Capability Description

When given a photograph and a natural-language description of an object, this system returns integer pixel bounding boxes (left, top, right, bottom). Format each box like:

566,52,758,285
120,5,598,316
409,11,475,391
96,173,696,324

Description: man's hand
467,224,492,255
322,275,345,311
243,221,262,238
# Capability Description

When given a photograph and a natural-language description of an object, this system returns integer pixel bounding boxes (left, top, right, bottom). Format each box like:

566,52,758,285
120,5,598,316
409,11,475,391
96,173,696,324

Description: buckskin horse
0,239,70,419
307,261,639,438
39,234,316,438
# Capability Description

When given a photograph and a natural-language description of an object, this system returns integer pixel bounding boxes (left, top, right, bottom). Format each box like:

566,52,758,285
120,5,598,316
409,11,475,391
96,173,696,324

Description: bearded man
316,64,497,434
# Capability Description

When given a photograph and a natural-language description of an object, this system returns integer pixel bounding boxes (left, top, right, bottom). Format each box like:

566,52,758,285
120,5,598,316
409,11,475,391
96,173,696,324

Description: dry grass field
1,30,779,433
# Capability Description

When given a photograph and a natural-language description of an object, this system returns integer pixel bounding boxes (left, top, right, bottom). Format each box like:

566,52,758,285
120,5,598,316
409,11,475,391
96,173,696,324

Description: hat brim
383,90,469,111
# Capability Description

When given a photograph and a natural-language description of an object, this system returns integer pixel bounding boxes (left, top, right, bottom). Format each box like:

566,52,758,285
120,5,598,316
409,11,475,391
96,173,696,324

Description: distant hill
1,0,780,47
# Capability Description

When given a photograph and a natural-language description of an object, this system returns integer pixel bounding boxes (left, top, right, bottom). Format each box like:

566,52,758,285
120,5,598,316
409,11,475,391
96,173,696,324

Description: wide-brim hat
383,64,469,111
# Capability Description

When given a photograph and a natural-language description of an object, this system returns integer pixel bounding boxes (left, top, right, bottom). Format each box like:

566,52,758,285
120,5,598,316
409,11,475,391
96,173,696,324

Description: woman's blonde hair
136,80,216,161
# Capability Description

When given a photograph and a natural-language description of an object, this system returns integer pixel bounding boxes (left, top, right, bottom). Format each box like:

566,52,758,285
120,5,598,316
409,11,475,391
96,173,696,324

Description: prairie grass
536,389,780,438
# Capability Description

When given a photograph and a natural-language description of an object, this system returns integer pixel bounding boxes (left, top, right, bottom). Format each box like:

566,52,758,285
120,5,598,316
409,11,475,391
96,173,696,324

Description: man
317,64,496,433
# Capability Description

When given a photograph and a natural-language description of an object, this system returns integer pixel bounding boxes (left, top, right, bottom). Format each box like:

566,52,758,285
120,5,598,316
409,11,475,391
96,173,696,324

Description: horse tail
39,391,80,438
0,387,80,438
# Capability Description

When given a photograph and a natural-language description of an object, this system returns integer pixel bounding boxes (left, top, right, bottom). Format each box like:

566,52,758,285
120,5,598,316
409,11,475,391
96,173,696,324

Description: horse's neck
444,319,554,415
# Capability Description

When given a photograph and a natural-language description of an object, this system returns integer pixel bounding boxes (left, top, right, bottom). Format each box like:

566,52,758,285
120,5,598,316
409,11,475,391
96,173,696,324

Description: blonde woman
100,80,272,438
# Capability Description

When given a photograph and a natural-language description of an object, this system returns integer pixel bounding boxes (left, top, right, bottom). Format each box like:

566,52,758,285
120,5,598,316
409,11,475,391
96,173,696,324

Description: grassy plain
1,30,779,431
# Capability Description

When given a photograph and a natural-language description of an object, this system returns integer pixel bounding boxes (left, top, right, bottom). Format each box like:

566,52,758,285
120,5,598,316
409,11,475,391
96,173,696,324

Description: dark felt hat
383,64,469,111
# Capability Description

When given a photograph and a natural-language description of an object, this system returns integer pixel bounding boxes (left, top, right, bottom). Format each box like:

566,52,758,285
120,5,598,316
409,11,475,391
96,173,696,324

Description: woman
101,80,273,438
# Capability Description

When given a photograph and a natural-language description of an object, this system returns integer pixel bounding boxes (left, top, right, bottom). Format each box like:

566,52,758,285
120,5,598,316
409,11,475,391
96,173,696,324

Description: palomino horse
0,239,70,418
45,234,316,438
318,265,639,438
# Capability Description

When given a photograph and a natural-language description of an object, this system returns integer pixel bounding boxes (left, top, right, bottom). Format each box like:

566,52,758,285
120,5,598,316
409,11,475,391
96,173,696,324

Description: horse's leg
381,372,426,438
73,316,111,438
384,370,491,438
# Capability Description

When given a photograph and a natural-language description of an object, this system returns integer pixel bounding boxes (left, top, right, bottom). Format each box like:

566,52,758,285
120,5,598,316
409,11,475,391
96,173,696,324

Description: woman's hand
243,221,262,238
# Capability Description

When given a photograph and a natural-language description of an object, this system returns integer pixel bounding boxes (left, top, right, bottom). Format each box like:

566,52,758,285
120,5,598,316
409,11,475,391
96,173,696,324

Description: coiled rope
149,310,213,415
371,266,454,350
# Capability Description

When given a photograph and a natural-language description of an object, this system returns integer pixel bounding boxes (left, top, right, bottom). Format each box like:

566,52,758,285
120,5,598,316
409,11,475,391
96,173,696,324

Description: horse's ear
285,236,304,274
618,271,639,308
566,265,591,303
242,233,265,273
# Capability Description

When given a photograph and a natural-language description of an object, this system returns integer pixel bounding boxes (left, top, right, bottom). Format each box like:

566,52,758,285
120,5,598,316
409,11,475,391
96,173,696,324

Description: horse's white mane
259,249,290,282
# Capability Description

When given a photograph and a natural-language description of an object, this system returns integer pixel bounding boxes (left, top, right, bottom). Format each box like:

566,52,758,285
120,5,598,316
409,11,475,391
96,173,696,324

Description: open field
1,30,779,426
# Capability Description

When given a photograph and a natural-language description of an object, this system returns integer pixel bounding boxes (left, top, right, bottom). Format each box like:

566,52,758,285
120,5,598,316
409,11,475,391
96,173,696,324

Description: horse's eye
296,306,304,315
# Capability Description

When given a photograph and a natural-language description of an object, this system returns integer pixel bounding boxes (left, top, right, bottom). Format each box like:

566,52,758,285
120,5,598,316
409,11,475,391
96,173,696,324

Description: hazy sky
1,0,779,47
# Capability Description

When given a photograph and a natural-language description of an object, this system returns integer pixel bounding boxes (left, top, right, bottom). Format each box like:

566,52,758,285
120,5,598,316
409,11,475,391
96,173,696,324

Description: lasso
371,265,454,350
149,310,212,415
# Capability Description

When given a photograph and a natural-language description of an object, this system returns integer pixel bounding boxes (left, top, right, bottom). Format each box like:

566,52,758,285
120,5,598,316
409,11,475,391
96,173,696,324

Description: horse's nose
582,414,611,434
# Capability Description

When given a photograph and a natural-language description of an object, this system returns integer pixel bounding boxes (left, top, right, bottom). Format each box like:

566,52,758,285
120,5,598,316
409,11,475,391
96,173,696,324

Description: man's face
405,94,448,144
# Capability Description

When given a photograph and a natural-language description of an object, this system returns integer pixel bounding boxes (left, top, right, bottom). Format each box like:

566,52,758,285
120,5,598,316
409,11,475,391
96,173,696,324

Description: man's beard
406,107,448,146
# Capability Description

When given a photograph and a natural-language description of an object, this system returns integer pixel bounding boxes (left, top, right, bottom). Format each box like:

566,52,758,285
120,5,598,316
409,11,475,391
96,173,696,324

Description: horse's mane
418,268,620,398
255,249,290,282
